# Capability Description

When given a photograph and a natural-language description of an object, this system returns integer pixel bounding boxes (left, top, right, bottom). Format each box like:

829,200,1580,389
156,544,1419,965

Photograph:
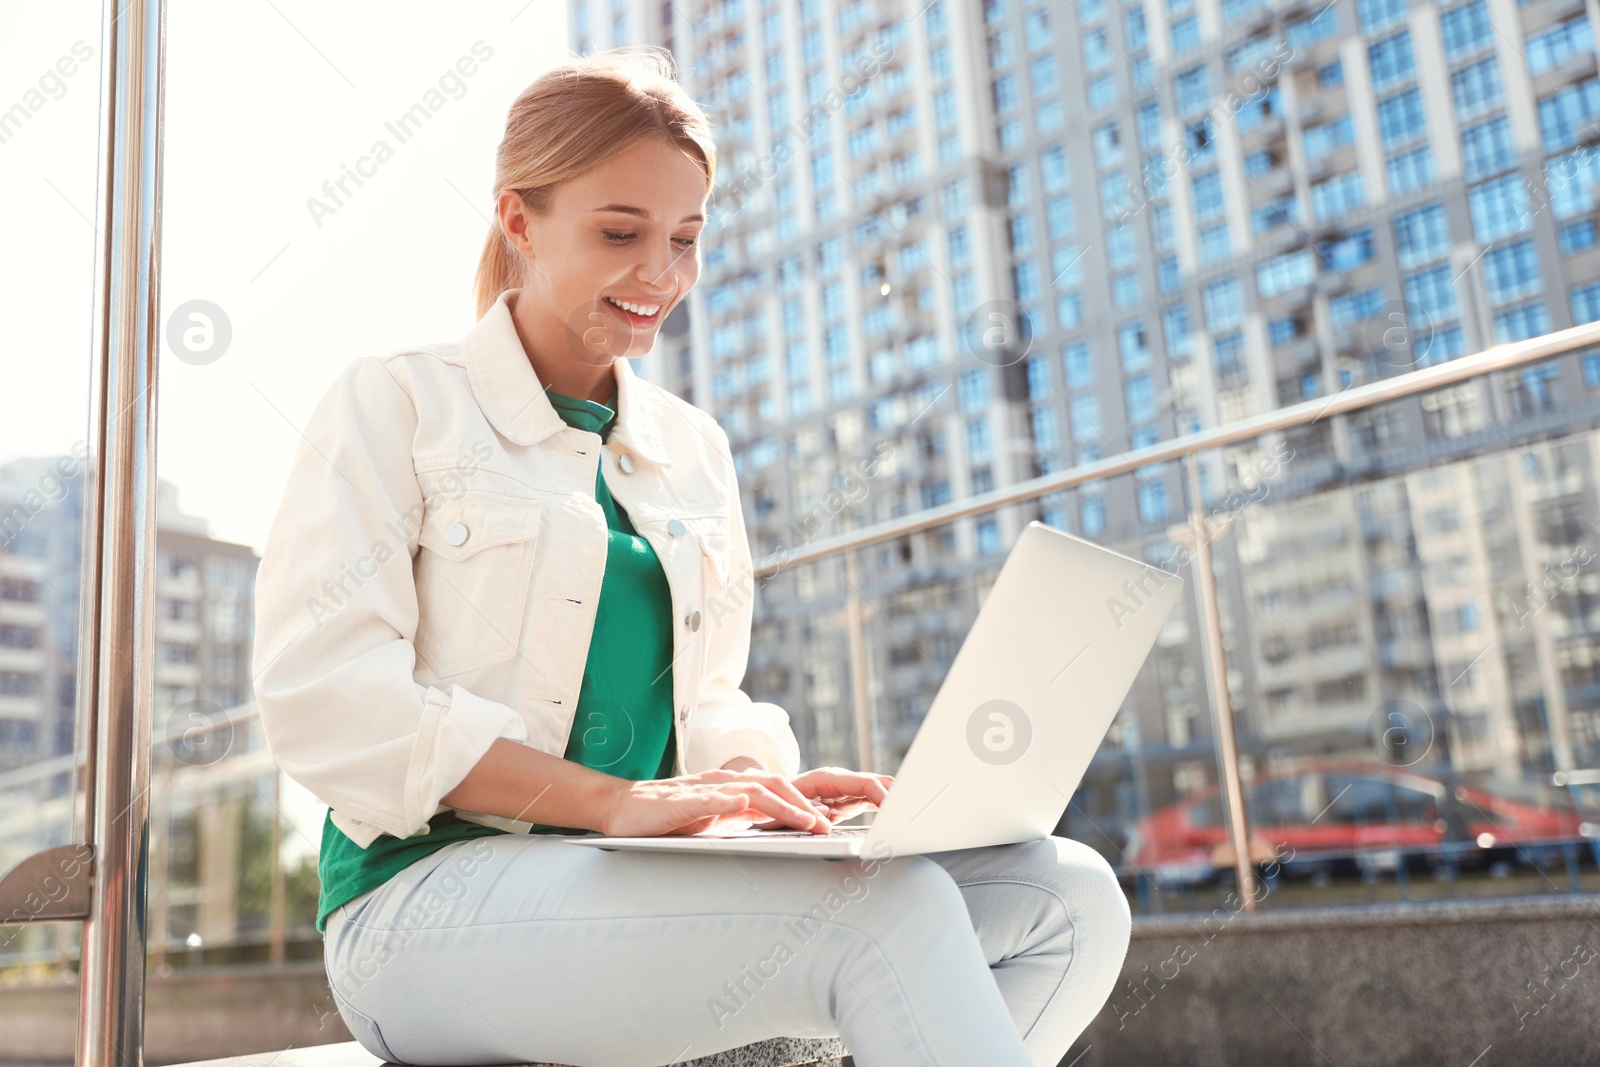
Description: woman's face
503,136,709,368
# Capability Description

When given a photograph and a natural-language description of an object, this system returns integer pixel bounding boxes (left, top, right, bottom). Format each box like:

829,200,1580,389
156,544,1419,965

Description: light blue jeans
322,831,1131,1067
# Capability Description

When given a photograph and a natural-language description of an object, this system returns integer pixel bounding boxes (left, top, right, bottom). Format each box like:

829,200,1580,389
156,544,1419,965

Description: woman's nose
636,256,678,298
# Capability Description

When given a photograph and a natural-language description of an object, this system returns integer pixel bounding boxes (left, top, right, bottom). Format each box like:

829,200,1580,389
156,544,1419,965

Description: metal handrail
0,704,261,795
745,317,1600,910
750,318,1600,574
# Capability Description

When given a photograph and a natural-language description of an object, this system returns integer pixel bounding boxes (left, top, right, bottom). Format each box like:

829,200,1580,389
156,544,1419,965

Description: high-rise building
568,0,1600,837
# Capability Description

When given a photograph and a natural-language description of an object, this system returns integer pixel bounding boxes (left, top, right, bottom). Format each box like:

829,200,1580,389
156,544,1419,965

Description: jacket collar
466,288,672,467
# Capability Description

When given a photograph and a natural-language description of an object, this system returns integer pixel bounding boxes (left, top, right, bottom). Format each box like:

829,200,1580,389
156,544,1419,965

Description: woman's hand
596,767,840,838
745,766,895,830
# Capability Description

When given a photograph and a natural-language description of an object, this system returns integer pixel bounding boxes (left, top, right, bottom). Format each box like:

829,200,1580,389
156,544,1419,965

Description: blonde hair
473,46,718,320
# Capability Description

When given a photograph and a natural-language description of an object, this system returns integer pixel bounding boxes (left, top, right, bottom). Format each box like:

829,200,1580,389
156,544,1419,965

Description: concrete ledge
0,962,348,1065
1129,892,1600,935
164,1038,847,1067
8,896,1598,1067
1073,893,1600,1067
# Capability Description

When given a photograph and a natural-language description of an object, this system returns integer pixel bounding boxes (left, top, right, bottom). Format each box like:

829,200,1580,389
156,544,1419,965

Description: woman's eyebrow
590,203,705,223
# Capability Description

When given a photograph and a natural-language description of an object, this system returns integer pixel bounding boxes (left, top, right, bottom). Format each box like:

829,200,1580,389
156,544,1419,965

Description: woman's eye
601,231,698,249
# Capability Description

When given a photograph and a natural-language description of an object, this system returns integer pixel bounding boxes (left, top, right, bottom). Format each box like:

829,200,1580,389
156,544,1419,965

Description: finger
788,768,876,803
716,769,831,824
721,782,829,833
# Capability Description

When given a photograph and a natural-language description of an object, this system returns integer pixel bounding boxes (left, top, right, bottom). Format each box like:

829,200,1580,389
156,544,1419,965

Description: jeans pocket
329,983,403,1064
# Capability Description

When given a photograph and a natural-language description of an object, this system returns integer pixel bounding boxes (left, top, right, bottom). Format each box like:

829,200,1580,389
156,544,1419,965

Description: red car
1126,760,1593,885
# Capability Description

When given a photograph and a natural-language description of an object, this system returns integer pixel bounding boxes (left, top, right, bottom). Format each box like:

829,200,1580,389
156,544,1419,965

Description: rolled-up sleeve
682,423,803,777
252,357,527,846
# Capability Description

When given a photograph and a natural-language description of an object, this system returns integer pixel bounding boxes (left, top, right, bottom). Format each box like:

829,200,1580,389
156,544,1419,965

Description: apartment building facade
570,0,1600,837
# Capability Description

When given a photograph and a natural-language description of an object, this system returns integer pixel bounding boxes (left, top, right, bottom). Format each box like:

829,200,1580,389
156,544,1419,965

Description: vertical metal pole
148,751,172,976
268,768,286,966
1185,457,1259,910
843,551,875,774
78,0,166,1064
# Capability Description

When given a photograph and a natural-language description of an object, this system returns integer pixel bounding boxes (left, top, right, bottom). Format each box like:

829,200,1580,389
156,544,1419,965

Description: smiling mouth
603,295,663,322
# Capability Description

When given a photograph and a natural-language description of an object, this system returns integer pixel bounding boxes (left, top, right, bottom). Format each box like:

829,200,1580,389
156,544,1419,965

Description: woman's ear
498,191,535,259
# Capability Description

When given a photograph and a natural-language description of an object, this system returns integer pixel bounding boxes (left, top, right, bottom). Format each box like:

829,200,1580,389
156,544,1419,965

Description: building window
1058,343,1091,391
1561,219,1598,255
1164,303,1192,356
1404,264,1460,322
1081,495,1106,538
1492,301,1550,342
1460,115,1515,179
1069,394,1101,440
1137,480,1168,523
1199,224,1231,262
1192,170,1225,219
1170,15,1200,51
1451,57,1504,120
1468,174,1531,242
1330,287,1384,329
1395,202,1450,266
1539,78,1600,152
1175,66,1211,114
1377,88,1426,146
1204,277,1243,330
1357,0,1406,32
1574,280,1600,325
1482,240,1542,304
1303,115,1354,160
1527,15,1594,75
1258,249,1316,296
1440,3,1494,58
1368,32,1415,89
976,518,1001,554
1113,271,1141,307
1311,171,1365,221
1386,146,1434,195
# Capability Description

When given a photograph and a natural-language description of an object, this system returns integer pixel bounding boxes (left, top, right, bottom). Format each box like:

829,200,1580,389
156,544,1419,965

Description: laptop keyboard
737,825,871,838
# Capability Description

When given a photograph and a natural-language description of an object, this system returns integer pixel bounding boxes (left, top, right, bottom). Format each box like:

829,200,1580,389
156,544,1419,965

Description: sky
2,0,570,551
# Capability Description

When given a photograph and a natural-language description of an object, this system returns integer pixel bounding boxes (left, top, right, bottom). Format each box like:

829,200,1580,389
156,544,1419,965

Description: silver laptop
563,520,1184,859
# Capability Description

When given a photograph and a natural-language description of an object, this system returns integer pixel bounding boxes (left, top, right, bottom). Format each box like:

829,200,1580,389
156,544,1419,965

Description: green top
314,383,679,934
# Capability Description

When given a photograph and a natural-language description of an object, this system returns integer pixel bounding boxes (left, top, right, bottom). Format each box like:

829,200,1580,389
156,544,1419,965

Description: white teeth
606,296,660,317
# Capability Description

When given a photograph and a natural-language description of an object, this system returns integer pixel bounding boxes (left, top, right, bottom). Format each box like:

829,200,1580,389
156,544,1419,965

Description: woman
253,47,1131,1067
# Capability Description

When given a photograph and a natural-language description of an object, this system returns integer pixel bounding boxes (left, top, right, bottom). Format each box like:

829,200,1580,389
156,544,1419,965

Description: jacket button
685,610,701,631
679,704,689,722
667,518,686,537
617,452,635,474
445,522,469,546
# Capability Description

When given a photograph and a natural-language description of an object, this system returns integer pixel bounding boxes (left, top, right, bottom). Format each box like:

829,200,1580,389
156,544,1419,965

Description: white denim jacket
252,289,802,847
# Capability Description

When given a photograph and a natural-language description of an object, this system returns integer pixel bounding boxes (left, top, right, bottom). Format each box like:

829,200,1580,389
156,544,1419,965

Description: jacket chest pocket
683,516,733,681
697,523,732,604
412,491,543,678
